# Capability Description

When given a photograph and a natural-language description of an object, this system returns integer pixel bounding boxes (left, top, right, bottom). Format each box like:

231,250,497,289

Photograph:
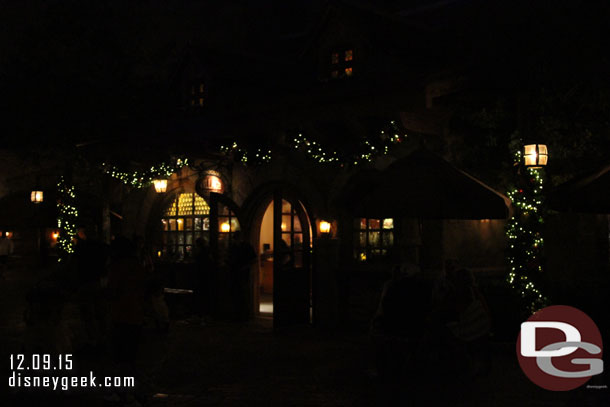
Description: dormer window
189,82,205,107
330,48,354,79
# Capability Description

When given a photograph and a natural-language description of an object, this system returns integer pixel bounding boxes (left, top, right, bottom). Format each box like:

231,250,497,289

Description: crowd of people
21,226,257,355
20,228,172,405
370,259,492,388
13,224,493,403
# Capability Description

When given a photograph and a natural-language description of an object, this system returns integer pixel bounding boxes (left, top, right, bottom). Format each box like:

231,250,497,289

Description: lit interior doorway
256,197,311,322
258,200,274,315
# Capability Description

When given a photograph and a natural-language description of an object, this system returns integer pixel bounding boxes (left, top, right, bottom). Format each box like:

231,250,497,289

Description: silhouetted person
0,231,14,279
227,232,256,321
107,236,147,404
194,237,214,322
276,239,294,270
72,226,109,349
370,262,430,380
134,235,169,332
445,268,492,377
73,226,109,284
108,236,146,357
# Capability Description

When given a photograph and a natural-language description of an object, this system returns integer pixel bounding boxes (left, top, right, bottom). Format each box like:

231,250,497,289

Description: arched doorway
251,189,313,327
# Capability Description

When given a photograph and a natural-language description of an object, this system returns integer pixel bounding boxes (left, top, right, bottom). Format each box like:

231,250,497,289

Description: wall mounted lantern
319,220,332,236
31,190,44,203
153,179,168,193
524,144,548,168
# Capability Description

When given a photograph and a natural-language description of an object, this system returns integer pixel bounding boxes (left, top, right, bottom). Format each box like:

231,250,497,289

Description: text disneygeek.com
8,354,134,391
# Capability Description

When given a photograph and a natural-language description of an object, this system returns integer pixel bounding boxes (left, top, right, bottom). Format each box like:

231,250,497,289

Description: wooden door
273,190,312,327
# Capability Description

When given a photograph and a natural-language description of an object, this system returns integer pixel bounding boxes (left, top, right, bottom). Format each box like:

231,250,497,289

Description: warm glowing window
189,82,205,108
217,202,241,259
330,48,354,80
161,193,210,262
354,218,394,261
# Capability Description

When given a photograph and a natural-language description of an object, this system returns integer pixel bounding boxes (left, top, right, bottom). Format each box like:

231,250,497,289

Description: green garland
506,148,549,314
221,120,408,166
220,142,271,165
100,158,188,187
56,176,78,260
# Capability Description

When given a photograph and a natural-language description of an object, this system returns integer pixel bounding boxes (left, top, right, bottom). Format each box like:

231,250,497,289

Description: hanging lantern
197,172,224,195
31,190,44,203
524,144,548,168
153,179,168,193
319,220,332,236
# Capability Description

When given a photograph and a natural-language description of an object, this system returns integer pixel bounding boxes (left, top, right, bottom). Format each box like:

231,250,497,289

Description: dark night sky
1,1,609,151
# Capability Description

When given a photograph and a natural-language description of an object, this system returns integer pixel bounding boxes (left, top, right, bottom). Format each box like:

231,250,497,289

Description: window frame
160,192,211,262
353,217,394,262
330,47,355,80
189,80,206,108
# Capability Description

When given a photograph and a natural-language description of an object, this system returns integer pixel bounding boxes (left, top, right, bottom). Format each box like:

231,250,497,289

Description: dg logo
517,305,604,391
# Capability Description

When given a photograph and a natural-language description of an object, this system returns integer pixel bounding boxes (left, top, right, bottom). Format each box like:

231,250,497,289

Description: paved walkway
1,263,609,406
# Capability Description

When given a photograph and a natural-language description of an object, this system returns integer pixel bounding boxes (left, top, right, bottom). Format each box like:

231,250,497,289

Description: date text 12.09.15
9,354,73,371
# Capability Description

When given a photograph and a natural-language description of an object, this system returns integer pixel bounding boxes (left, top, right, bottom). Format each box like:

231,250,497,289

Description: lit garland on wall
220,142,272,165
292,133,340,163
506,148,549,314
220,120,408,166
100,158,188,188
56,176,78,260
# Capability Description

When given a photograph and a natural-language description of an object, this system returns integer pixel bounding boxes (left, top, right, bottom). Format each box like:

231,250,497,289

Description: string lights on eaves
100,158,188,188
220,120,408,167
220,142,272,165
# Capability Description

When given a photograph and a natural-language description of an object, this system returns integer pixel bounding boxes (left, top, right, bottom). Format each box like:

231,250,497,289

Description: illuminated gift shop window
161,192,210,261
354,218,394,261
330,48,354,79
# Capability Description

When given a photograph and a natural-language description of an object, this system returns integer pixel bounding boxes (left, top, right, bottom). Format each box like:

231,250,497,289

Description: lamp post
31,186,44,265
506,142,550,314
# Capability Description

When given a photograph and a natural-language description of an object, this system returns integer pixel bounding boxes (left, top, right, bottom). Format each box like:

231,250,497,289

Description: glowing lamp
319,220,331,235
208,176,223,193
199,174,224,194
220,222,231,233
31,190,43,203
52,231,59,240
524,144,548,168
153,179,168,193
